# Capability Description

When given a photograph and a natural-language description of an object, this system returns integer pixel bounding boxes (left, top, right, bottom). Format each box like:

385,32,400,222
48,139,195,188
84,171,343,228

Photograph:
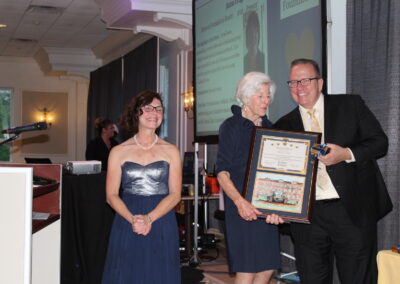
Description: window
159,38,180,145
0,88,11,161
159,64,169,139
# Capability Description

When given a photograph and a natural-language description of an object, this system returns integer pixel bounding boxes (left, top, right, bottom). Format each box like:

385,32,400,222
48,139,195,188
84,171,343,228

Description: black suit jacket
274,94,392,226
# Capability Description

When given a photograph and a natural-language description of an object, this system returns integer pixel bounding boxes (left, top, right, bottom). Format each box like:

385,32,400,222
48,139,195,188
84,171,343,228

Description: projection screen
194,0,325,143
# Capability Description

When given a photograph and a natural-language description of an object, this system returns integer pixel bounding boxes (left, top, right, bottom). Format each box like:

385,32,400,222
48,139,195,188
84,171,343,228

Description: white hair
235,72,276,106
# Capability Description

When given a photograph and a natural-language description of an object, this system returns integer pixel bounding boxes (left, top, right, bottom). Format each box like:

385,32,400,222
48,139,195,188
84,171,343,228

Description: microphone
1,122,48,135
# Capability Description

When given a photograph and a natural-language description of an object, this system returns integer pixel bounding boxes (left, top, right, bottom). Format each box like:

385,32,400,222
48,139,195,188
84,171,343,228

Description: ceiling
0,0,119,57
0,0,192,75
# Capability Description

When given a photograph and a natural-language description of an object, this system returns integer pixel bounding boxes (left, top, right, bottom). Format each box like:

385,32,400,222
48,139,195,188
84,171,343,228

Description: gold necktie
308,109,321,132
308,109,328,188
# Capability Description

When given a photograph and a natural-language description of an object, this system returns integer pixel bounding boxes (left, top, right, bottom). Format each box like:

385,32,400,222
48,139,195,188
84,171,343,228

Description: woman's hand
131,215,152,235
265,214,285,225
235,197,260,221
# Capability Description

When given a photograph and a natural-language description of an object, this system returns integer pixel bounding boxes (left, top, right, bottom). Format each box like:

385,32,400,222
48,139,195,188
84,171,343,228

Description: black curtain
87,58,122,143
86,37,158,143
122,37,158,106
347,0,400,251
118,37,158,140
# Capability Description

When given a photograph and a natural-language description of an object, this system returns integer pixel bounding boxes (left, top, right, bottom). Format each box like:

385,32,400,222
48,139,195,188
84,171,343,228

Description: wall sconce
183,86,194,113
38,107,53,127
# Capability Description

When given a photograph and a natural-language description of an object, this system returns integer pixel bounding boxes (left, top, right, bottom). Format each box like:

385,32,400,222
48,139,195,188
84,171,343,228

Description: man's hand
265,214,285,225
318,143,351,166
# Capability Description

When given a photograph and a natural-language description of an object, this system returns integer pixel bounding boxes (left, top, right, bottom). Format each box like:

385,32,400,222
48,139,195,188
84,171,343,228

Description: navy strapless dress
102,161,180,284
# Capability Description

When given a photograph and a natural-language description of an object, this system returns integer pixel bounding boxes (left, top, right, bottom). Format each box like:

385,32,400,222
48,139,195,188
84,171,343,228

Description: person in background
274,58,392,283
102,90,181,283
85,117,118,171
112,123,122,144
216,72,283,284
243,10,265,73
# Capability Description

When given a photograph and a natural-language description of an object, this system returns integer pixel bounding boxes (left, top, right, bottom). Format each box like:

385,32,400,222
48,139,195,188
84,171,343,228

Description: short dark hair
246,11,260,46
119,90,163,137
291,58,321,77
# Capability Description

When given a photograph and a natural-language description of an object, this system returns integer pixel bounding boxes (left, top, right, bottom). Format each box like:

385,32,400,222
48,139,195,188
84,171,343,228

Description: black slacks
290,199,378,284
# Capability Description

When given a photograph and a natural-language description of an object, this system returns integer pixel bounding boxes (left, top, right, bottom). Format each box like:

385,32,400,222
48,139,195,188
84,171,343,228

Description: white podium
0,164,62,284
0,167,33,284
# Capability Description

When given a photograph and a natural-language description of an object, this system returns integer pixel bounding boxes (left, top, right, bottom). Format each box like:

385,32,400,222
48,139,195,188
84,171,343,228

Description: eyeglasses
287,77,320,88
142,105,163,114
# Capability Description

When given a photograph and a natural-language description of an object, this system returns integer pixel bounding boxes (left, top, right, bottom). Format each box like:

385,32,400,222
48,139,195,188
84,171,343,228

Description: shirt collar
299,93,324,117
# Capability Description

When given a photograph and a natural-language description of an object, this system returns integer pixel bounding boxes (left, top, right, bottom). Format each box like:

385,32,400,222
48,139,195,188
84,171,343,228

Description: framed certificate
243,127,321,223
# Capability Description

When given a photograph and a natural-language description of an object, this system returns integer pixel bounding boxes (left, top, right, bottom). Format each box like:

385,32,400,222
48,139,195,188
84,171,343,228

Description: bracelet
145,214,153,224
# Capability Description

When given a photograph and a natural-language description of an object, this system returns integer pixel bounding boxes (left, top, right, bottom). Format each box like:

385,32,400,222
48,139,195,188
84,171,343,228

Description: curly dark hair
119,90,164,138
94,117,114,136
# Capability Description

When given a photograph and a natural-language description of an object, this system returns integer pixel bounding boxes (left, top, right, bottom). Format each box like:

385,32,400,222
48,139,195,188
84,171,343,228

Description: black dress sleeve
216,120,237,175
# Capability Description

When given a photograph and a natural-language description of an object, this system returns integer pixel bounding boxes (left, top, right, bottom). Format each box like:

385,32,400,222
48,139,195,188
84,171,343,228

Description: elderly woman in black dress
216,72,283,283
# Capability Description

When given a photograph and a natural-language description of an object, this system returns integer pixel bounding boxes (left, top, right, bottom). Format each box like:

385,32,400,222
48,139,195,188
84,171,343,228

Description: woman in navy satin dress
102,91,182,283
216,72,283,284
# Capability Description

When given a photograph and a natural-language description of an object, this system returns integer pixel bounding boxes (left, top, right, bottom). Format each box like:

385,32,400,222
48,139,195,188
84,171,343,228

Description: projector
65,160,102,175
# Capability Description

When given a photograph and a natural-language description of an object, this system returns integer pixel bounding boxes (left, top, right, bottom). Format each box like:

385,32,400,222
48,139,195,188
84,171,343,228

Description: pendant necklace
134,134,158,150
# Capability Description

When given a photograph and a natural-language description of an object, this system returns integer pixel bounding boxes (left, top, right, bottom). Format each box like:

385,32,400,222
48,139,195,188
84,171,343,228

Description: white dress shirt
299,95,340,200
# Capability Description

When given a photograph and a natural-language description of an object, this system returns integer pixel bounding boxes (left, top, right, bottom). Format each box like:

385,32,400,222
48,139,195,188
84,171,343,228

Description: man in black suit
274,58,392,284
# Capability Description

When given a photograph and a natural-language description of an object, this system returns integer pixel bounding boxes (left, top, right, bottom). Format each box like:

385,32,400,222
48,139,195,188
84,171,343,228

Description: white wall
0,56,88,163
327,0,347,94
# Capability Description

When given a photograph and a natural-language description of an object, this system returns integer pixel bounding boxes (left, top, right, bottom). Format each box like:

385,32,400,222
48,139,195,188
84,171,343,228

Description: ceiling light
0,24,7,28
12,38,38,43
26,5,64,14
